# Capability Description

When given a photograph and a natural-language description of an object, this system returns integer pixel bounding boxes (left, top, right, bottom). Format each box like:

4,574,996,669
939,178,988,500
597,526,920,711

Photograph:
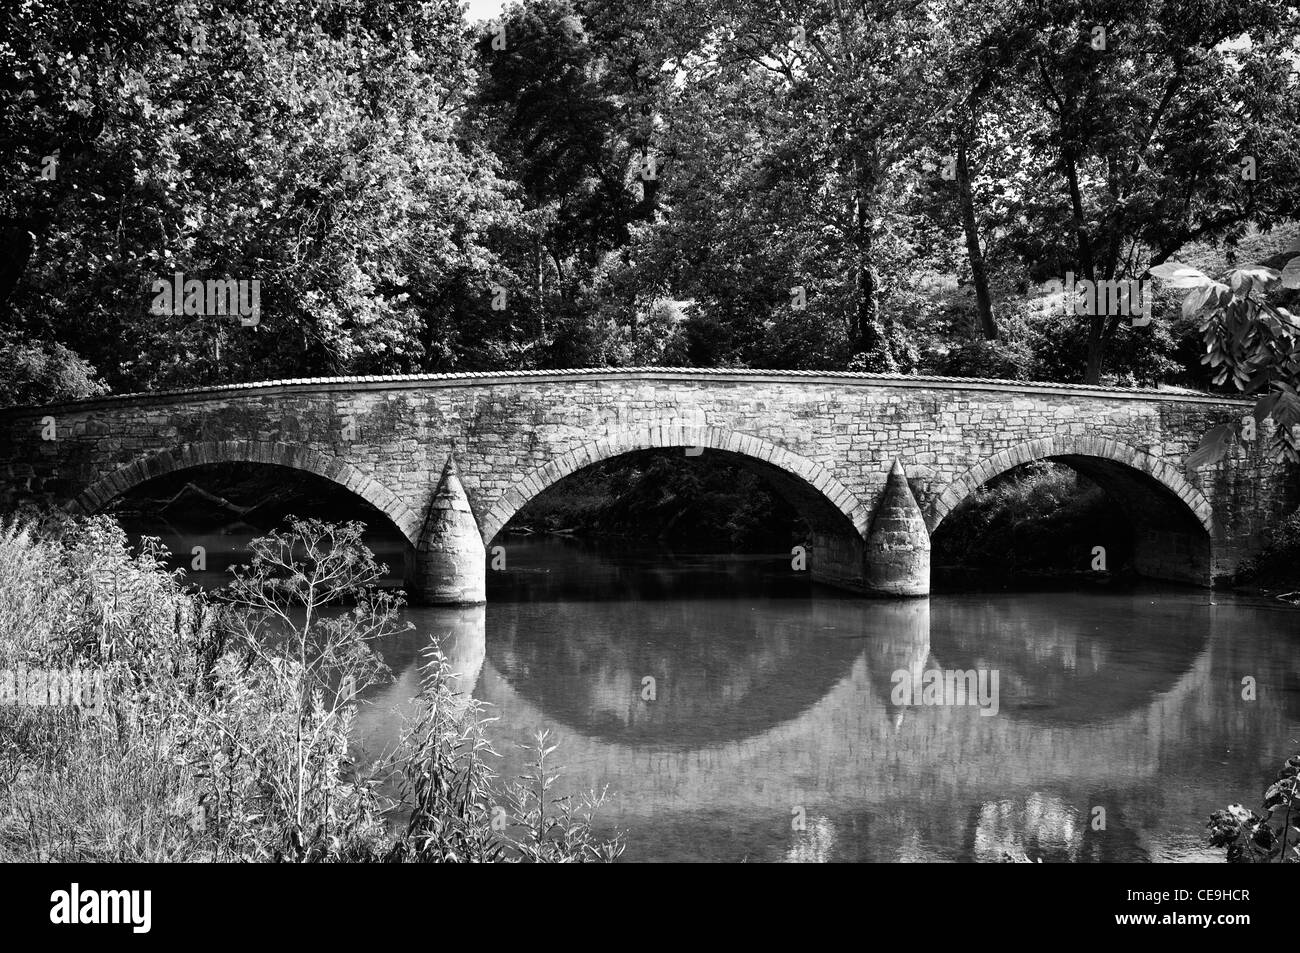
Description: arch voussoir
477,426,870,545
69,440,419,545
927,435,1214,534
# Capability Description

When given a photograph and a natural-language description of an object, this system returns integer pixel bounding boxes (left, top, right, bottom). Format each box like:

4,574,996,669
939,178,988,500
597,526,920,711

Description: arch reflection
927,591,1211,724
349,540,1297,862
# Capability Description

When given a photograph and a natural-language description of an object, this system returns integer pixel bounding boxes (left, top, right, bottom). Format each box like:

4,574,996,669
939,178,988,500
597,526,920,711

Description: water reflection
928,593,1213,724
349,538,1299,862
485,593,877,747
352,606,485,760
111,517,1293,863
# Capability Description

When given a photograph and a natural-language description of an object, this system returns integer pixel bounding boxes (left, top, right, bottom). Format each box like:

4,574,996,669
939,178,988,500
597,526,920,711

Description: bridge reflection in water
352,539,1300,863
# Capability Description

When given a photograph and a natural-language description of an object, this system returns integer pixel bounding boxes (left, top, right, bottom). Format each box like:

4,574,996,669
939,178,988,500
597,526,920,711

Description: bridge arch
67,440,422,544
928,435,1213,532
478,426,873,545
927,435,1214,584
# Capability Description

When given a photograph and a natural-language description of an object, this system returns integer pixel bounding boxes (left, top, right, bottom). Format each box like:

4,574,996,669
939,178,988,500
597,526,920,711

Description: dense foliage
0,514,621,861
930,461,1131,580
3,0,1299,402
1149,243,1300,463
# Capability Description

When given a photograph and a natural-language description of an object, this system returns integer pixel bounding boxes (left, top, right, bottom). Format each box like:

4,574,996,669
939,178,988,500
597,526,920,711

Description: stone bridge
0,368,1291,602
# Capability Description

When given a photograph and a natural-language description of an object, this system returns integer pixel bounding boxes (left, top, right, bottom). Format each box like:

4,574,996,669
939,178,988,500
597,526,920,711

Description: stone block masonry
0,368,1291,603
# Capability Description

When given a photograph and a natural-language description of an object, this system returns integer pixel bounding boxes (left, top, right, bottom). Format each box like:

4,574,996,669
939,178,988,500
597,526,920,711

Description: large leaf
1271,389,1300,433
1182,282,1216,318
1254,391,1280,425
1231,267,1281,296
1149,262,1210,289
1281,256,1300,290
1186,423,1235,471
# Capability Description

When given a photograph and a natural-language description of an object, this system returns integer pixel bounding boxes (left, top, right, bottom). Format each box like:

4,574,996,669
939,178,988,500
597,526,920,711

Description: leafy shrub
0,339,108,409
1266,507,1300,555
0,514,622,862
1232,506,1300,586
1208,754,1300,863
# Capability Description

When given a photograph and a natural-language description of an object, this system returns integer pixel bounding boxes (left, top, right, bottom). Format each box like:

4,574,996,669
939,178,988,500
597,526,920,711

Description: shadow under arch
66,439,421,544
927,435,1214,585
478,426,872,545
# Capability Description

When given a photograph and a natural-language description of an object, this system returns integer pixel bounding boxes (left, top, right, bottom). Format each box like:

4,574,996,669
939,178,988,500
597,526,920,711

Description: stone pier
413,456,485,604
864,459,930,597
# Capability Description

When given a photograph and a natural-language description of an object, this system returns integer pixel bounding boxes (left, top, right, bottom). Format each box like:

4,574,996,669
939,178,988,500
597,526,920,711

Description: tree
735,2,951,367
1151,235,1300,465
468,0,663,365
984,0,1300,382
1,0,520,391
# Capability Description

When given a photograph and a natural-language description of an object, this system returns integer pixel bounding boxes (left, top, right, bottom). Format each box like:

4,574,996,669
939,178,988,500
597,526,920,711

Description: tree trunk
956,141,997,340
1063,148,1105,383
853,166,896,370
1084,316,1105,384
0,223,37,321
855,249,891,365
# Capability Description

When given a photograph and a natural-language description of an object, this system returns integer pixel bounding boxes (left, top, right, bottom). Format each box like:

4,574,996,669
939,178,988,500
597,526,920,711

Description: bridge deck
0,367,1252,415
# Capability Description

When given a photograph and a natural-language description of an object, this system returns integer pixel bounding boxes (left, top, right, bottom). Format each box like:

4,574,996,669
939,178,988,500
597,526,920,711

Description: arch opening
488,442,870,595
70,440,421,544
96,460,414,588
478,426,872,545
503,449,815,550
931,453,1213,587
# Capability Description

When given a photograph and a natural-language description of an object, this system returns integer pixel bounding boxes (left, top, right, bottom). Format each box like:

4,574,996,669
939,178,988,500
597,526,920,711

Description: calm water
133,524,1300,862
359,538,1300,863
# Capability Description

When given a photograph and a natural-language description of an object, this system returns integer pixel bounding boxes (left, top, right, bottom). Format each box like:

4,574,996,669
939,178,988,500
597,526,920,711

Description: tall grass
0,513,621,862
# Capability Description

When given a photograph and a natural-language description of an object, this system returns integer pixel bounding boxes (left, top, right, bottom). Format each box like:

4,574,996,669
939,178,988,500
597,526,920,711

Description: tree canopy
3,0,1299,429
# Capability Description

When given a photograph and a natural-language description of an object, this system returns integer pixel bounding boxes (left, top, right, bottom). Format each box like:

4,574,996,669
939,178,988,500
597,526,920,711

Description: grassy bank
0,514,620,862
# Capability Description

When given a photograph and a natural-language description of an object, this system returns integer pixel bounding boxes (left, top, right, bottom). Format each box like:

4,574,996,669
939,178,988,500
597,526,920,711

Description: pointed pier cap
427,454,474,515
865,457,930,596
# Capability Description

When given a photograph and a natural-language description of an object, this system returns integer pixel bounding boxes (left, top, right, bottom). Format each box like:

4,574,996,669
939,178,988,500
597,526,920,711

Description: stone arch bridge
0,369,1291,602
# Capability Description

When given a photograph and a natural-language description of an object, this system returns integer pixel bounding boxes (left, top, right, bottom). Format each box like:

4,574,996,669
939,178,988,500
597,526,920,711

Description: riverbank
0,513,620,862
1224,508,1300,602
